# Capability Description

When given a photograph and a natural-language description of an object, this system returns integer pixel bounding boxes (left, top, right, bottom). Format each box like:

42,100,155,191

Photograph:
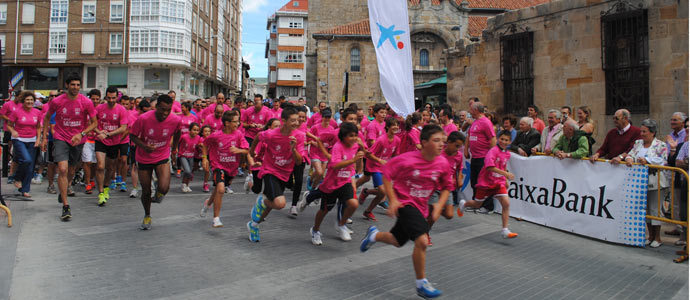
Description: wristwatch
618,155,624,160
80,131,86,136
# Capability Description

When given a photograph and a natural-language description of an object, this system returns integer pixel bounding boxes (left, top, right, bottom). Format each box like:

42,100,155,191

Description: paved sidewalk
0,174,687,300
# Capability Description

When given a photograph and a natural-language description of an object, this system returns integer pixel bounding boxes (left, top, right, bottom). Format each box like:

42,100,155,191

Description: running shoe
85,183,94,194
7,175,15,184
103,187,110,200
360,226,378,252
358,188,368,204
203,182,210,193
31,174,41,184
200,201,210,217
363,211,377,221
175,169,181,178
67,186,75,197
212,217,224,228
457,200,466,218
237,168,245,177
140,216,152,230
226,187,234,194
129,188,139,198
152,192,165,203
98,193,107,206
47,185,57,194
297,191,309,212
336,223,352,241
310,227,323,245
416,280,442,299
119,182,127,192
289,205,298,218
60,205,72,221
247,221,260,242
181,183,190,193
478,207,490,214
250,195,265,223
306,176,313,191
109,180,117,190
377,200,389,209
346,218,353,225
502,230,518,239
243,175,252,193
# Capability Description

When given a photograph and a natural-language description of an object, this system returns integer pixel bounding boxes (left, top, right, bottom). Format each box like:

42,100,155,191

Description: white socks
369,228,379,242
502,228,510,234
416,278,428,289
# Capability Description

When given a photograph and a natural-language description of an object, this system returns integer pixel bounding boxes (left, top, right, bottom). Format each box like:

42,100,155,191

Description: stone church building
305,0,550,109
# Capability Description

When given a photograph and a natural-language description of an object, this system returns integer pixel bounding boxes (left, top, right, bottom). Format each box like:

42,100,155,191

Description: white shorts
82,142,97,163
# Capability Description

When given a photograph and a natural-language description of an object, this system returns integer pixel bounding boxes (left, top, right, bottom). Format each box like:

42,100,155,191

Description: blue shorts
372,172,383,188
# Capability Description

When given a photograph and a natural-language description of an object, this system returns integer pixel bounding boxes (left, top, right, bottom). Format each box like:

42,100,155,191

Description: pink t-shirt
399,127,421,154
1,100,20,131
204,114,224,132
365,119,386,144
204,129,249,174
360,118,370,132
178,134,201,158
46,94,96,144
257,128,306,182
250,141,266,171
319,141,361,194
476,145,511,189
442,149,464,184
9,107,41,138
366,134,401,173
443,122,458,135
95,103,128,146
468,116,496,158
130,110,182,164
172,101,182,114
124,110,141,145
180,113,198,135
271,107,282,119
307,112,339,129
243,106,273,139
308,124,338,161
195,136,207,159
201,103,230,120
383,151,454,218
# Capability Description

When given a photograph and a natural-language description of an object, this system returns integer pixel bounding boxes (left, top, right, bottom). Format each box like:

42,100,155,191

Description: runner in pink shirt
439,104,458,135
463,101,497,211
306,108,337,191
287,106,312,216
7,91,43,197
359,118,400,221
355,103,388,192
2,96,25,184
247,106,305,242
458,130,518,239
41,74,98,221
242,94,273,144
129,95,182,230
179,102,198,136
200,93,230,120
125,99,151,199
200,111,251,228
247,118,280,195
307,101,339,129
308,122,364,245
168,91,182,115
81,90,101,195
357,108,370,133
198,125,213,192
270,98,282,119
93,87,129,206
204,104,225,132
178,122,201,193
399,112,424,154
360,125,453,299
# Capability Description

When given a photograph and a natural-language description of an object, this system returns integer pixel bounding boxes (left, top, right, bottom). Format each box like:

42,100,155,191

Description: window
82,33,95,54
500,32,534,116
419,49,429,67
110,33,123,54
279,51,303,63
22,3,35,24
160,0,185,24
49,31,67,54
601,8,649,114
82,1,96,23
0,3,6,24
50,0,68,23
107,67,128,88
131,0,160,22
289,20,303,28
20,34,33,55
110,1,124,23
0,34,5,55
130,29,159,54
350,48,361,72
86,67,97,88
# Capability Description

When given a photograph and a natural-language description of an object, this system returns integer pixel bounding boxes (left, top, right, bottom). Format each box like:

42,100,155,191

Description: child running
309,122,363,245
457,130,518,239
246,118,280,194
200,111,250,228
198,125,212,192
359,117,400,221
178,122,201,192
247,106,305,242
306,108,337,192
360,125,453,299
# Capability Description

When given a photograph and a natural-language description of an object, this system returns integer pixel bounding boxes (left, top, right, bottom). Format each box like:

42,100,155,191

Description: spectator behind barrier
510,117,540,157
552,119,589,160
534,109,563,154
590,109,641,163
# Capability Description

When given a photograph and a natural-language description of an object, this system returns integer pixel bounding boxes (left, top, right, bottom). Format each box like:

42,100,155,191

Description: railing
535,152,688,262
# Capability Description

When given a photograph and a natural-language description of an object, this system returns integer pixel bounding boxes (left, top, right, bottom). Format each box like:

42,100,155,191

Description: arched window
350,47,361,72
420,49,429,67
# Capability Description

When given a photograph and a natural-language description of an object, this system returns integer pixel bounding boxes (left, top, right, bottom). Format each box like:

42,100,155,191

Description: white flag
368,0,415,117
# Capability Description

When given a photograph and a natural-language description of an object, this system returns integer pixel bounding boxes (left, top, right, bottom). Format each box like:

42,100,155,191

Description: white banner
463,154,649,247
368,0,415,117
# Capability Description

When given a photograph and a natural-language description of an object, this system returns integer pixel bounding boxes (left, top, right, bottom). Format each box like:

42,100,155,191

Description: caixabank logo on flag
376,23,406,50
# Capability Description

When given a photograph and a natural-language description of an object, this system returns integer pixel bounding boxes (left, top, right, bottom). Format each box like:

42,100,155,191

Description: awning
414,74,447,90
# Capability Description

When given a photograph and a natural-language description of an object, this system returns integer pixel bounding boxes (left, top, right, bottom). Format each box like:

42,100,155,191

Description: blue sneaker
238,168,245,177
119,182,127,192
378,200,389,209
109,180,117,190
250,195,266,223
417,280,442,299
306,176,313,191
7,175,15,184
360,226,378,252
247,221,260,242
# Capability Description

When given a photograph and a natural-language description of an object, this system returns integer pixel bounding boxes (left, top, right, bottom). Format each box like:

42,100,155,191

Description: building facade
445,0,688,144
265,0,307,100
0,0,242,99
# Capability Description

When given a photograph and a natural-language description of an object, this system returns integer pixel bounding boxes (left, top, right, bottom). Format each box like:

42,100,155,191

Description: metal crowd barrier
534,153,689,262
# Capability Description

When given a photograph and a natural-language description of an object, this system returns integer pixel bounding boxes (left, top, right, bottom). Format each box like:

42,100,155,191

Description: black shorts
47,141,55,163
138,159,169,171
321,183,355,211
95,141,128,159
262,174,287,201
363,158,372,176
390,205,429,247
128,145,136,164
3,131,11,144
53,139,84,164
245,137,253,146
213,168,234,187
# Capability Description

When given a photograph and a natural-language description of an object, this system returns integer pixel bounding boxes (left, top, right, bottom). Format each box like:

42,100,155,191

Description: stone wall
446,0,688,144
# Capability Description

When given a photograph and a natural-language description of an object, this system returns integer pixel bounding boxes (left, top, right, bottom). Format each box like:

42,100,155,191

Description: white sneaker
337,224,352,241
346,218,353,224
226,187,234,194
186,186,193,193
289,205,298,217
181,184,189,193
478,207,490,214
297,191,309,212
212,217,223,228
243,175,252,193
200,200,210,217
129,189,139,198
310,227,323,245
